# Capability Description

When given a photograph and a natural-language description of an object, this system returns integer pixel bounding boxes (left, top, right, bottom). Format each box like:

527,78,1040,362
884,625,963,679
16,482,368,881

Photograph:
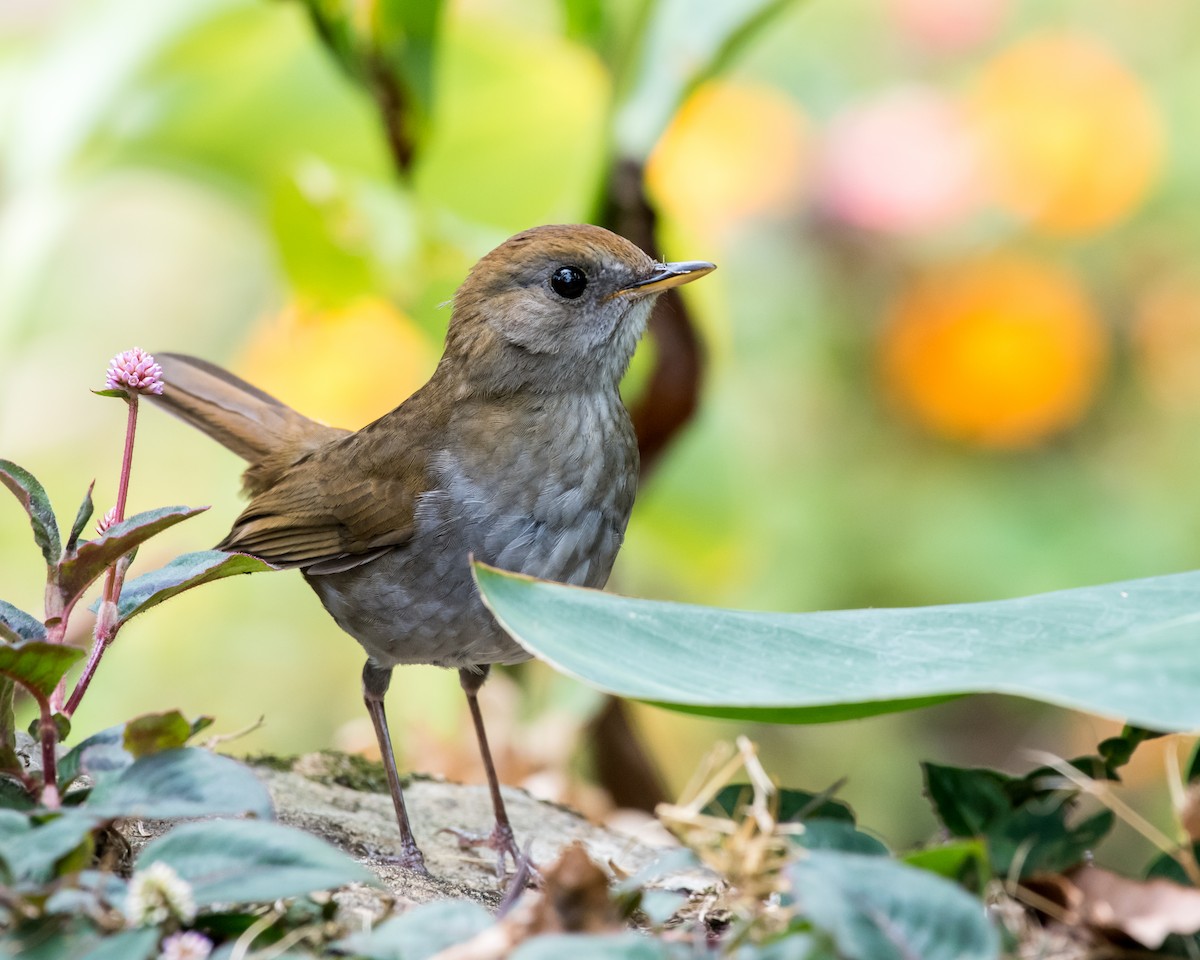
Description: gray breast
307,392,637,670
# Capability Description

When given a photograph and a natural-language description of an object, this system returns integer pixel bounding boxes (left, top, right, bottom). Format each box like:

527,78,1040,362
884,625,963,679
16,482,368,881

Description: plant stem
61,394,139,717
37,696,59,808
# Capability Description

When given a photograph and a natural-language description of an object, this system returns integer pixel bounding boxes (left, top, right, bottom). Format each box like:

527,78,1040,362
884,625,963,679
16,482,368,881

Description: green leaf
474,565,1200,730
794,819,889,856
0,810,101,884
123,710,193,758
708,785,856,825
986,805,1114,879
65,482,96,554
57,505,207,609
112,550,275,623
78,928,160,960
788,851,998,960
85,748,274,820
0,641,85,701
139,819,376,905
903,840,991,890
91,388,132,399
1146,843,1198,885
297,0,443,129
0,776,34,810
613,0,804,158
922,764,1014,839
0,599,49,643
510,933,677,960
0,459,61,566
336,899,493,959
58,725,132,791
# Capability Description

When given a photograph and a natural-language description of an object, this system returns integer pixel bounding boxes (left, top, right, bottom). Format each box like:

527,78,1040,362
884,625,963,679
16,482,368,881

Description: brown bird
149,224,714,874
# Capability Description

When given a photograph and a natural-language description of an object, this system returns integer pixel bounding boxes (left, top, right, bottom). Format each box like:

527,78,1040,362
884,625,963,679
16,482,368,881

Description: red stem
61,395,139,717
37,695,59,808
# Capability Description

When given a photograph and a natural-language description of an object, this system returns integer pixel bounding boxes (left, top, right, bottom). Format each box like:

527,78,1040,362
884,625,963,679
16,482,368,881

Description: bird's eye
550,266,588,300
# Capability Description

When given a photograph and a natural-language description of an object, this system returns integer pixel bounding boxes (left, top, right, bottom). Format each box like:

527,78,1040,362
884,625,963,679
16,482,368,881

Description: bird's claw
439,823,531,880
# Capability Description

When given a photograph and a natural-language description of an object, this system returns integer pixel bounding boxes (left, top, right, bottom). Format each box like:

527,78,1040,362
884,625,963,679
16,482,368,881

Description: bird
148,224,715,874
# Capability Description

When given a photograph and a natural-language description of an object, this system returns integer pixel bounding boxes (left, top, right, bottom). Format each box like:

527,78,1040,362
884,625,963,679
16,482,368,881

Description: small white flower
159,931,213,960
125,862,196,927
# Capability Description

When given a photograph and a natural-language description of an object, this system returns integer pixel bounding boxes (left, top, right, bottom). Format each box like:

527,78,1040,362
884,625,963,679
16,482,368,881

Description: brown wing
218,389,445,571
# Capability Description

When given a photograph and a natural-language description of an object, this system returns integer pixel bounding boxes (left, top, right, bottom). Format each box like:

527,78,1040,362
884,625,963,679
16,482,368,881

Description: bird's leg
362,660,428,874
440,665,523,876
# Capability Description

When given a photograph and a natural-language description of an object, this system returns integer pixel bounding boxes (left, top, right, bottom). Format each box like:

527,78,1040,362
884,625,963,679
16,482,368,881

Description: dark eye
550,266,588,299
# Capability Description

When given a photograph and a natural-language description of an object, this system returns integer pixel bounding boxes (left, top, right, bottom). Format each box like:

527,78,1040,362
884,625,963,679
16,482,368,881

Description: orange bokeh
880,255,1108,447
645,79,811,235
972,32,1163,236
237,296,437,430
1133,275,1200,410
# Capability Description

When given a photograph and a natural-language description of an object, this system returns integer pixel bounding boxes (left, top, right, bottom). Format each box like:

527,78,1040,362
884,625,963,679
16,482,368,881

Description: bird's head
444,224,714,394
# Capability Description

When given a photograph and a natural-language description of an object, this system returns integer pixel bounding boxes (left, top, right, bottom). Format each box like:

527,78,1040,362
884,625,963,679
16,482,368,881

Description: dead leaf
1071,863,1200,948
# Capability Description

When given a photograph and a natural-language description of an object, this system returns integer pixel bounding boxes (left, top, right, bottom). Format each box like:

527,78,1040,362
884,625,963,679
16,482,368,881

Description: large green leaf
0,641,85,701
84,748,273,820
111,550,274,623
335,900,493,959
57,505,206,609
0,459,61,566
788,851,998,960
474,565,1200,729
138,819,376,905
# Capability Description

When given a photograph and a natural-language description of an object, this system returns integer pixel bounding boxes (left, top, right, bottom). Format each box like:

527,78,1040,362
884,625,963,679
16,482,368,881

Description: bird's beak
614,260,716,298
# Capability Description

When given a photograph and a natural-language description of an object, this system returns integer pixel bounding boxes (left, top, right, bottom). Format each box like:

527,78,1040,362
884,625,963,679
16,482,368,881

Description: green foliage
110,550,276,622
335,899,493,959
788,851,998,960
474,564,1200,730
138,819,376,905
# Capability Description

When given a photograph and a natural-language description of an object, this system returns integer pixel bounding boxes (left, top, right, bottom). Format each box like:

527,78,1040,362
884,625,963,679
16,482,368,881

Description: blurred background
3,0,1199,864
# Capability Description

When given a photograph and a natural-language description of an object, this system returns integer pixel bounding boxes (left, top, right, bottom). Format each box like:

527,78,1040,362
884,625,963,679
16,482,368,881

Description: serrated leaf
335,899,493,959
0,600,48,643
123,710,192,758
475,565,1200,730
0,459,61,566
113,550,275,623
85,748,273,821
788,850,999,960
922,763,1013,839
0,641,85,701
57,505,207,609
139,819,375,906
66,482,96,554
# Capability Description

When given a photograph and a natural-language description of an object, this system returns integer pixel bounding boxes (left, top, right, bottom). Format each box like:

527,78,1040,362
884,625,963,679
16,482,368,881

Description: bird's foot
439,822,530,880
369,838,430,876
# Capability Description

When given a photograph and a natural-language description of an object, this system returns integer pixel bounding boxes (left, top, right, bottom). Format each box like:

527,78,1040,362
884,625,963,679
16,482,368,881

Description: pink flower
105,347,164,396
96,506,118,535
817,86,983,236
158,931,213,960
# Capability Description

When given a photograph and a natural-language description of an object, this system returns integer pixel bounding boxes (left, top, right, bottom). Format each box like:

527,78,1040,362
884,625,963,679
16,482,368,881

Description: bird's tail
149,353,347,492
